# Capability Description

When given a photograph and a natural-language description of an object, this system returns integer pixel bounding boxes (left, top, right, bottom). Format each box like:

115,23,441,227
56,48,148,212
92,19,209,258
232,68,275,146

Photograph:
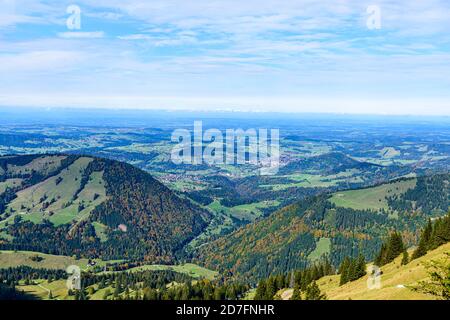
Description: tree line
254,257,333,300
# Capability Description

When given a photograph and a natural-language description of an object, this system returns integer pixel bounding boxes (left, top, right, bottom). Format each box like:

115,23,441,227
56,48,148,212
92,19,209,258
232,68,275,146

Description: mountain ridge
195,174,449,283
0,154,210,262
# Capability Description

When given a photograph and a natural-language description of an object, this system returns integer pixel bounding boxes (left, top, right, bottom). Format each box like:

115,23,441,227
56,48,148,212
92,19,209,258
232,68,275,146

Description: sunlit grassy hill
317,242,450,300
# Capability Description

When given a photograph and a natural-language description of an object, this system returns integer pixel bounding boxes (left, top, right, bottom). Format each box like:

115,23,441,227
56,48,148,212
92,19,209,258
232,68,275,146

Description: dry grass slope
317,242,450,300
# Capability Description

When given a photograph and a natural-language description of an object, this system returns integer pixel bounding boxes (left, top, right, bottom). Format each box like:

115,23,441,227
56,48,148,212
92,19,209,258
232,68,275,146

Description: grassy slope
0,250,123,271
329,179,416,211
1,157,107,227
7,155,66,176
0,178,23,194
208,199,280,221
0,250,90,270
3,251,217,300
104,263,218,281
17,279,71,300
260,170,360,191
307,237,331,262
317,242,450,300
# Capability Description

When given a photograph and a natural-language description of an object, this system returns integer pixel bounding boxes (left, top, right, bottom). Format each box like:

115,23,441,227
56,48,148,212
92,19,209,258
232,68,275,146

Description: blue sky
0,0,450,115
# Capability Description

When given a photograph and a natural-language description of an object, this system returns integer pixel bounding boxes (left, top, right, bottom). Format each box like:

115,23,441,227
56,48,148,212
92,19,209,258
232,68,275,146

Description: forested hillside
0,155,209,262
195,175,449,283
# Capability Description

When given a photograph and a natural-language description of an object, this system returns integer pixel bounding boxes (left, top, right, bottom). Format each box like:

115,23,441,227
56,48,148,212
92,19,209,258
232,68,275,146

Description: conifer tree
412,213,450,261
290,284,302,300
375,231,405,266
103,288,111,300
289,271,295,288
412,220,432,259
374,243,387,266
429,214,450,250
276,274,285,290
265,277,277,300
339,257,350,285
226,286,237,300
355,254,367,279
386,231,404,263
305,281,326,300
254,280,266,300
401,249,409,265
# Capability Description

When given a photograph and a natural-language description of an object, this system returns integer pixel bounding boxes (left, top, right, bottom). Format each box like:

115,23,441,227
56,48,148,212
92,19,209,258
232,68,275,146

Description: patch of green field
0,250,90,270
3,158,106,226
208,199,280,221
353,156,418,166
0,230,13,240
260,171,359,190
380,147,400,159
6,155,66,176
207,199,226,212
188,199,281,249
308,237,331,262
17,279,71,300
0,250,121,272
329,179,417,211
242,288,256,300
60,170,107,224
108,263,218,281
92,222,108,242
169,179,208,192
106,143,155,154
392,159,418,165
215,164,257,178
88,285,112,300
283,141,332,156
186,211,236,249
0,178,23,194
7,157,93,218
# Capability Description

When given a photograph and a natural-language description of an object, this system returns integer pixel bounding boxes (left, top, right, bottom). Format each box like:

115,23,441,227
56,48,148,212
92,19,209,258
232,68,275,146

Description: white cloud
58,31,105,39
0,0,449,115
0,50,85,72
0,13,41,28
118,34,151,40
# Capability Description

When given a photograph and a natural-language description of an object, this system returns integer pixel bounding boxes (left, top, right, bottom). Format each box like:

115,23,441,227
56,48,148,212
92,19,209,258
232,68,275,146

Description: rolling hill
0,154,210,262
316,242,450,300
195,174,449,283
272,242,450,300
279,152,380,175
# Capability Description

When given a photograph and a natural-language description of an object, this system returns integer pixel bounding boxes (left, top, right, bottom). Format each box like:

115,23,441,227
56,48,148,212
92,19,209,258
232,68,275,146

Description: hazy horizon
2,105,450,125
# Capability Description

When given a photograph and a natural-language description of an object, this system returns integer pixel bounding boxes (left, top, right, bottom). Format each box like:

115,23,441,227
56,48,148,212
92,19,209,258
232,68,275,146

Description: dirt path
37,283,59,300
281,289,293,300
